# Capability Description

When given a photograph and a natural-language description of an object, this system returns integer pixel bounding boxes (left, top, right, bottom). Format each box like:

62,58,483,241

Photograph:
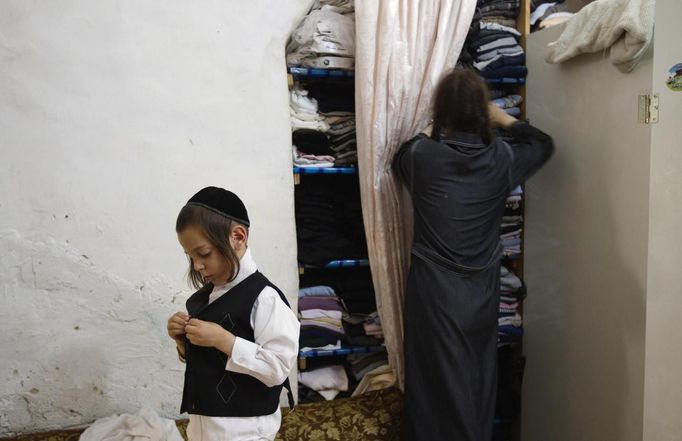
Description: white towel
298,365,349,400
300,309,344,320
79,408,183,441
546,0,655,73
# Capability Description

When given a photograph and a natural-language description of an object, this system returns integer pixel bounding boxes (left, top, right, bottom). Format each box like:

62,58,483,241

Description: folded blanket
300,309,344,320
492,94,523,109
546,0,655,73
352,364,396,397
299,285,336,297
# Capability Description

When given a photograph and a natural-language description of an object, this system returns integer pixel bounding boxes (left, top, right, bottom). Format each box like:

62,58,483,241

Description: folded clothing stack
363,312,383,340
501,232,521,259
293,146,335,169
501,213,523,248
469,20,527,80
501,185,523,258
299,286,347,349
477,0,521,27
286,1,355,70
342,311,384,347
324,112,357,166
491,92,523,117
498,265,526,347
290,84,357,168
290,87,330,132
505,184,523,212
295,175,368,266
456,1,526,81
290,87,336,169
297,286,351,403
300,309,345,345
350,351,389,383
352,364,395,397
306,83,357,166
292,129,335,168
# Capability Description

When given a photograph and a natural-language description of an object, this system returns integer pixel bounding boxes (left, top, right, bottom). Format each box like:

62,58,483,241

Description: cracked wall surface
0,1,311,435
1,230,187,434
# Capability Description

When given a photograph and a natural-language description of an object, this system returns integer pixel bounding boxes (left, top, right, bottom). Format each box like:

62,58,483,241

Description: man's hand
488,103,517,129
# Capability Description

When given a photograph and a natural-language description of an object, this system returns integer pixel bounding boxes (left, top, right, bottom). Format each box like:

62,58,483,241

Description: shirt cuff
176,346,186,363
225,336,259,373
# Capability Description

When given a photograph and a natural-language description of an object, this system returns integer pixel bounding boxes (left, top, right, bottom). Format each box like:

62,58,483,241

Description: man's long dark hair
431,69,492,145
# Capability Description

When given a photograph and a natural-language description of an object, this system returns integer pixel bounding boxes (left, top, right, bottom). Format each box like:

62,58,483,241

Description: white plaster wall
0,1,311,435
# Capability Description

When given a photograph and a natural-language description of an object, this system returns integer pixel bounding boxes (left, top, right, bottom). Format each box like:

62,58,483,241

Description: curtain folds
355,0,477,389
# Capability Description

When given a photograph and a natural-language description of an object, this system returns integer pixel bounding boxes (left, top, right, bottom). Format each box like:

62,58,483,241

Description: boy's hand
167,312,189,343
185,318,236,356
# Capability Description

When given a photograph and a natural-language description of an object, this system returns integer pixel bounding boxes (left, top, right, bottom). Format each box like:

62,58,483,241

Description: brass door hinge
638,94,659,124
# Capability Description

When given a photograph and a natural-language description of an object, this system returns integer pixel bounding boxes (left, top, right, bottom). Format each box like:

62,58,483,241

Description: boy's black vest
180,271,294,417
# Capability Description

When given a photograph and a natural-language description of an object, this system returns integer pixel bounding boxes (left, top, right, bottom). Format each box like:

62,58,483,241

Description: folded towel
298,365,349,401
546,0,655,73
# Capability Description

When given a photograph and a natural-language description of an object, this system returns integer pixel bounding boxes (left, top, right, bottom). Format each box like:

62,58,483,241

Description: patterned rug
1,388,403,441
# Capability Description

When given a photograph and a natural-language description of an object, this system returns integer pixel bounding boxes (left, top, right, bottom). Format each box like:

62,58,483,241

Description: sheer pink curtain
355,0,476,389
